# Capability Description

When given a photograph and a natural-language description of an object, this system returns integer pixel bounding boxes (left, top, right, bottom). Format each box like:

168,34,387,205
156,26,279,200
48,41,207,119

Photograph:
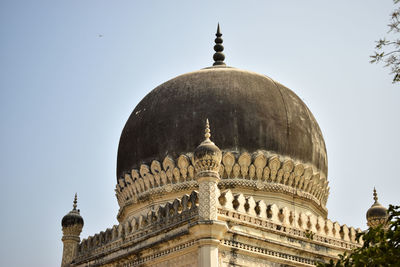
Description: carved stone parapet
116,150,329,219
217,189,363,250
77,191,200,262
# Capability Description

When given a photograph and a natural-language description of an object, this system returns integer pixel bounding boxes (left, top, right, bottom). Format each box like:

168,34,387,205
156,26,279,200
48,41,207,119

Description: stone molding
116,150,329,218
121,240,196,267
222,239,316,266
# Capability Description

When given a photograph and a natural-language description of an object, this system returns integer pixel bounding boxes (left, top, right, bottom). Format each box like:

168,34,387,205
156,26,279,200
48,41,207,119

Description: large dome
117,66,327,179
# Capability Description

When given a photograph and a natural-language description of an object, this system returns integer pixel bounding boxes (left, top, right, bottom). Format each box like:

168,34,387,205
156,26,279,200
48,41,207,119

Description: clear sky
0,1,399,266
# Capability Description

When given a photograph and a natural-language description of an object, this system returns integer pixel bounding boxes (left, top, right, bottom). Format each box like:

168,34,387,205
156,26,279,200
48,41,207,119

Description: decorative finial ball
213,52,225,63
193,119,222,177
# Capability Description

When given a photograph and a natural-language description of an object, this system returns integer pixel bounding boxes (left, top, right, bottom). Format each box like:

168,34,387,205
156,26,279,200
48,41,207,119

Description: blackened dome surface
117,67,327,179
366,203,387,220
62,210,84,228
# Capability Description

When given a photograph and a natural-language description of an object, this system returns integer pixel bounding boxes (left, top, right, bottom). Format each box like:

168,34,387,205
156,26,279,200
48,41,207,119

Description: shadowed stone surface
117,66,327,179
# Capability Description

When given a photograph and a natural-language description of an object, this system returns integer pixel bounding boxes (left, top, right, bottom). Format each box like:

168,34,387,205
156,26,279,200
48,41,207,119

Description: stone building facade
60,26,386,267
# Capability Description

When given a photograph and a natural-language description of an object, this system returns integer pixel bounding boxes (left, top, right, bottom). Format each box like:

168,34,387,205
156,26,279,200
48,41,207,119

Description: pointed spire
73,193,78,211
205,118,211,141
201,118,215,145
199,118,216,146
213,23,226,66
373,187,378,203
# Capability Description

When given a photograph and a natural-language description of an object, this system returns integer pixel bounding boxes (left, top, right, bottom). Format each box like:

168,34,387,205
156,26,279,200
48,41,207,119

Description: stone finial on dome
366,187,388,228
194,119,222,178
62,193,84,228
204,118,211,140
73,193,78,210
213,23,226,66
373,187,378,203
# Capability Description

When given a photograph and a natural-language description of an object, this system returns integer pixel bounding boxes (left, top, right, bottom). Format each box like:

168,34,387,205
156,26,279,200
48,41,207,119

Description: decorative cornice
222,240,316,266
116,150,329,218
122,240,196,267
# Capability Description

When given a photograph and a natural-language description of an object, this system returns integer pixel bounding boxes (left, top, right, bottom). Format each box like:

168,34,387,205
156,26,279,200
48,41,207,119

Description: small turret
193,118,222,179
366,188,388,228
61,193,84,267
191,119,228,267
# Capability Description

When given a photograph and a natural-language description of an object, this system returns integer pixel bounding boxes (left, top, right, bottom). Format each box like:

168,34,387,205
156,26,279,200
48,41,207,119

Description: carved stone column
61,227,82,267
197,175,220,220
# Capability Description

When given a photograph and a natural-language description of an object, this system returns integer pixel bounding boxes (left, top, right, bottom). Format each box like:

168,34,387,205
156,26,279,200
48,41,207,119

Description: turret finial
205,118,211,141
73,193,78,211
373,187,378,203
213,23,226,66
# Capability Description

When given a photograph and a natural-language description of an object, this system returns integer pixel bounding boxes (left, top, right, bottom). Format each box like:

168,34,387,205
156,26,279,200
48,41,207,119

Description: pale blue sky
0,1,399,266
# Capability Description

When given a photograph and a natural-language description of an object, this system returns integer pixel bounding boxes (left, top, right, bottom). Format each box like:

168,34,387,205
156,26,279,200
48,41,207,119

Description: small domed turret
194,119,222,221
194,119,222,178
61,193,84,267
366,188,388,228
62,193,84,228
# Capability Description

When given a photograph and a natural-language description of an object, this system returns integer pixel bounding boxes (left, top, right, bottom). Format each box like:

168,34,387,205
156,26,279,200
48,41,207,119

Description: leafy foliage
317,205,400,267
370,0,400,83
